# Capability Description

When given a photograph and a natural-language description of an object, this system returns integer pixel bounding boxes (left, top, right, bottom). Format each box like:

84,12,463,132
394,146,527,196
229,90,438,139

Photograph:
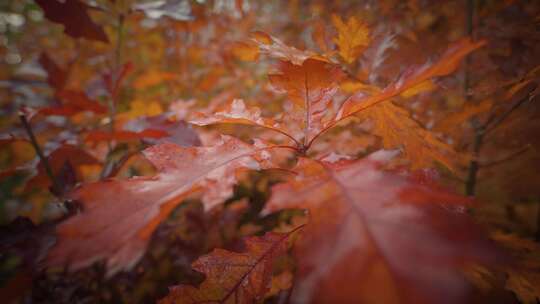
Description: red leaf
46,136,276,275
160,231,297,304
264,151,498,304
39,90,107,116
128,115,201,147
35,0,108,43
25,145,100,191
39,53,68,91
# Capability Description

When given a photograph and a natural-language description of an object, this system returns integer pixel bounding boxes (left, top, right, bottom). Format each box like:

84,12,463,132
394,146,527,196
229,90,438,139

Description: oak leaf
160,231,297,304
264,151,497,304
250,31,321,65
336,38,486,120
331,15,370,64
35,0,108,43
190,99,294,143
269,58,345,144
359,101,462,171
491,232,540,304
46,136,276,276
25,145,100,192
39,90,107,116
84,129,169,143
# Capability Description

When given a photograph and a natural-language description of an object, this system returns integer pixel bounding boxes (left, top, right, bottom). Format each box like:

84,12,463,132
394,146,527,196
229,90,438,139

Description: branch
483,92,533,136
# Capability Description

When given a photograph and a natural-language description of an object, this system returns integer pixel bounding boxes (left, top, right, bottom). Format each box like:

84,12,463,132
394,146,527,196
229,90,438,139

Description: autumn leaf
84,129,169,143
269,58,345,145
434,99,494,134
400,79,437,98
331,15,370,64
190,99,296,144
264,151,498,304
230,41,260,61
46,136,276,276
39,53,68,91
359,101,462,171
491,232,540,304
133,70,177,89
160,230,298,304
39,90,107,116
250,31,322,65
128,115,202,147
25,145,100,192
336,38,486,120
35,0,108,43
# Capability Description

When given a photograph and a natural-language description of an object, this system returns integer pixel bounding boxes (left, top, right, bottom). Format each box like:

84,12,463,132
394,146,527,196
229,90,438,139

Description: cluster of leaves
1,1,539,303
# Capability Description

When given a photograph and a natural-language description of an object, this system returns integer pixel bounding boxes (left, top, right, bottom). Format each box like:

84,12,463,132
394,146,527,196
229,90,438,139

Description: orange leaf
46,136,276,276
251,31,321,65
133,70,177,89
269,58,345,144
331,15,370,64
337,38,486,120
359,101,463,171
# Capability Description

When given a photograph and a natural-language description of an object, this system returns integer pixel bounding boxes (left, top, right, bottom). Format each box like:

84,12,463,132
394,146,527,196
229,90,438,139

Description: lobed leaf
269,58,345,144
46,136,276,276
35,0,108,43
331,15,371,64
358,101,463,171
264,151,498,304
160,231,296,304
336,38,486,120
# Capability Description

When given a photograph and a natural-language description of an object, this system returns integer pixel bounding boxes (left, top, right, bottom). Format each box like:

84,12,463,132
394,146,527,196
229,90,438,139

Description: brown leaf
264,151,498,304
46,136,276,276
35,0,108,43
160,231,297,304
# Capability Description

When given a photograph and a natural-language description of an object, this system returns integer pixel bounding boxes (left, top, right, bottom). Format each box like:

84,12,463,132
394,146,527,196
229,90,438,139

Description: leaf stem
19,113,61,195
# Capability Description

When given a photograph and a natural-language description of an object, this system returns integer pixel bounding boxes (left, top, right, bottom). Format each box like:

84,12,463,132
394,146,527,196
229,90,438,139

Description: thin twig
479,145,531,168
19,113,61,195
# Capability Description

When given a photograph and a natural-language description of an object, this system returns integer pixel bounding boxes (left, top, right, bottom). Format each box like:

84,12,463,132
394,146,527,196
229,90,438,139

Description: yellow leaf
400,80,436,98
331,15,370,64
133,70,177,89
